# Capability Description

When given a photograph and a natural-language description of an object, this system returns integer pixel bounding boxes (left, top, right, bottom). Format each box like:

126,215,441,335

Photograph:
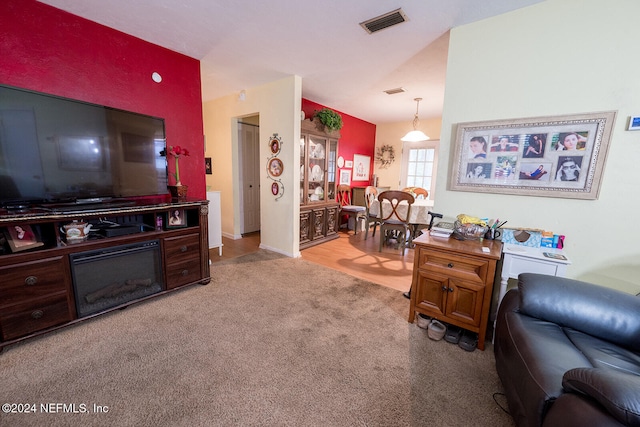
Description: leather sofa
494,273,640,427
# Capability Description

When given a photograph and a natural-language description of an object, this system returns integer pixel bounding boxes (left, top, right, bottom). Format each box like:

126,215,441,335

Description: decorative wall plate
268,158,283,177
270,137,280,154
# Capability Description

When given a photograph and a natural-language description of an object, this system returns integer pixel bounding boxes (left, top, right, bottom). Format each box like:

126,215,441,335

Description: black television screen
0,84,168,207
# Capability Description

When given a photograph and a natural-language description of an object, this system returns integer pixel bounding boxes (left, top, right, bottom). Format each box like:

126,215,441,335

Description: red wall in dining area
302,99,377,188
0,0,206,198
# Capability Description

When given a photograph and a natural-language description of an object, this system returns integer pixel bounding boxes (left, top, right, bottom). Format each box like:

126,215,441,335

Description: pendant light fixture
401,98,430,142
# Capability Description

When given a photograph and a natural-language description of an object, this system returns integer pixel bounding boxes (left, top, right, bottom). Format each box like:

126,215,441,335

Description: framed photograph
4,224,44,253
267,158,283,177
339,169,351,185
205,157,212,174
449,111,616,199
352,154,371,182
166,209,187,228
269,135,282,154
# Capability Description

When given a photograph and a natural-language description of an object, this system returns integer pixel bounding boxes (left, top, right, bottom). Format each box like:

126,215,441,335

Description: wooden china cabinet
299,118,340,249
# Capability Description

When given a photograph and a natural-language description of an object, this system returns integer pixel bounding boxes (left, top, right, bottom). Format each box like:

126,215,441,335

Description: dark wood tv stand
0,199,210,351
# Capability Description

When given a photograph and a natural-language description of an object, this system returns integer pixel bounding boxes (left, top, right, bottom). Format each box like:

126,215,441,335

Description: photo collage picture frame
449,111,616,199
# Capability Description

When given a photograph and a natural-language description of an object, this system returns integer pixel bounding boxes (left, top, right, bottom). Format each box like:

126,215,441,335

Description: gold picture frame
449,111,616,199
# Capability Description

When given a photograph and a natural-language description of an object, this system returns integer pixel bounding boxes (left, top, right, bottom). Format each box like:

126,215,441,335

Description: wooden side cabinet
408,234,501,350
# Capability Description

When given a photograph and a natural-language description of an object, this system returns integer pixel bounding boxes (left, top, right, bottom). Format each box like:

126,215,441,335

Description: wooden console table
409,234,501,350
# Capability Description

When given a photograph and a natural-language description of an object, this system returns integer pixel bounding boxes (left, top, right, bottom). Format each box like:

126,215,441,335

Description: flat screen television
0,84,168,208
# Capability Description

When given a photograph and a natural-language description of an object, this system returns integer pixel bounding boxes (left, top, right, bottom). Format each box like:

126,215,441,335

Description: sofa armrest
562,368,640,426
518,273,640,351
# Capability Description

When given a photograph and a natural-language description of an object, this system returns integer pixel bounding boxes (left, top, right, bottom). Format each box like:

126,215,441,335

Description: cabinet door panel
312,208,325,239
414,270,447,316
300,210,311,244
446,278,484,326
326,206,338,235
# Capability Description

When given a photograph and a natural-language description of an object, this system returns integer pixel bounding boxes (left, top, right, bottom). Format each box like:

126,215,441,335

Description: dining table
369,198,437,244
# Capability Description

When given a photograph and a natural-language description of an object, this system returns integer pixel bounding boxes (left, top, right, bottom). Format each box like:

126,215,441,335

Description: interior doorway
238,119,260,235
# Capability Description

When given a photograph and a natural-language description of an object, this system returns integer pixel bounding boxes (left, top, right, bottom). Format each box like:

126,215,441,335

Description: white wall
203,75,302,257
374,118,442,191
438,0,640,293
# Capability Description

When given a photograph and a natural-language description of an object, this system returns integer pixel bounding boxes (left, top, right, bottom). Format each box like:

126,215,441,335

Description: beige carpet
1,250,514,426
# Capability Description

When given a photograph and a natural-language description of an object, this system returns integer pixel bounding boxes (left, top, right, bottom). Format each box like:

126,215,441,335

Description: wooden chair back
378,190,415,223
336,184,353,206
364,186,378,211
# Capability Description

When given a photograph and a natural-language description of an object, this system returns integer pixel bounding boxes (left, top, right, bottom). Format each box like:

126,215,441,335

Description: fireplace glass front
70,240,163,317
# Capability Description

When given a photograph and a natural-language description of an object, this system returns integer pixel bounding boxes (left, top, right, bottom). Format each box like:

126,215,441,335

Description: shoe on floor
402,291,411,299
458,330,478,352
444,325,463,344
416,313,430,329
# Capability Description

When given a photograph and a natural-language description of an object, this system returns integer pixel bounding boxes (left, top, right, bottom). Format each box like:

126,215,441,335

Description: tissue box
501,228,542,247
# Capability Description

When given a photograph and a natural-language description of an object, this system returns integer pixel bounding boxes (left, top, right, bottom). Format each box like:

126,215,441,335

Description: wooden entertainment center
0,199,210,351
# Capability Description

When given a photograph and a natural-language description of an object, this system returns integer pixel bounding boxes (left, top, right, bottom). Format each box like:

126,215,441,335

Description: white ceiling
38,0,544,124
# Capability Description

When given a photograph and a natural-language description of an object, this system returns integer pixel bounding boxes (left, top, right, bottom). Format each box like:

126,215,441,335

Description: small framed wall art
339,169,351,185
352,154,370,182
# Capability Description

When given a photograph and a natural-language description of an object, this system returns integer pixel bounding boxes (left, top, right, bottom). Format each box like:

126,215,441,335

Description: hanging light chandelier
401,98,430,142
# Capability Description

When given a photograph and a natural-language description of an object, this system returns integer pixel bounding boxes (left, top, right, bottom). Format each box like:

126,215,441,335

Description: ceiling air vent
384,87,407,95
360,8,408,34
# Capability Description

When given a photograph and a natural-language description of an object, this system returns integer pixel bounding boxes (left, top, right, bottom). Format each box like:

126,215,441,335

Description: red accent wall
0,0,205,199
302,99,376,188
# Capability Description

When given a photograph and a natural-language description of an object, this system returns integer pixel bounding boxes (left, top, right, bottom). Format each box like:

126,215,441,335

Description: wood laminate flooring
210,230,414,293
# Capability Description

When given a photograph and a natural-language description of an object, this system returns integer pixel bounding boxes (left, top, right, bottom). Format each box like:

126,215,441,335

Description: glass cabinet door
327,139,337,201
300,136,306,205
307,135,327,204
300,129,339,206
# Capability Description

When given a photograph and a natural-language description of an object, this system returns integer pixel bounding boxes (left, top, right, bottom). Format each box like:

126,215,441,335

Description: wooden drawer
165,259,201,290
0,293,73,340
0,257,69,307
416,248,488,282
164,234,201,266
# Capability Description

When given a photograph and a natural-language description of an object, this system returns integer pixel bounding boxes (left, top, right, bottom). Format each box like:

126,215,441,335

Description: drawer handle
447,263,454,268
448,287,454,293
25,276,38,286
180,245,188,253
181,269,189,276
441,286,447,292
31,310,43,319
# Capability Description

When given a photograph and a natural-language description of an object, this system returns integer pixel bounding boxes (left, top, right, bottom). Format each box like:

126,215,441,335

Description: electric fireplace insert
70,240,163,317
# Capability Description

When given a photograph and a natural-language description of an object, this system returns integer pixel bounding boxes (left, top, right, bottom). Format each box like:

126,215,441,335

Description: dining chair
336,184,366,234
402,187,429,199
377,190,415,255
363,186,382,240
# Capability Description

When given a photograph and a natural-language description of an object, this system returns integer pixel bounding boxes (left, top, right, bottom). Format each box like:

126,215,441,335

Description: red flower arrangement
167,145,190,186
